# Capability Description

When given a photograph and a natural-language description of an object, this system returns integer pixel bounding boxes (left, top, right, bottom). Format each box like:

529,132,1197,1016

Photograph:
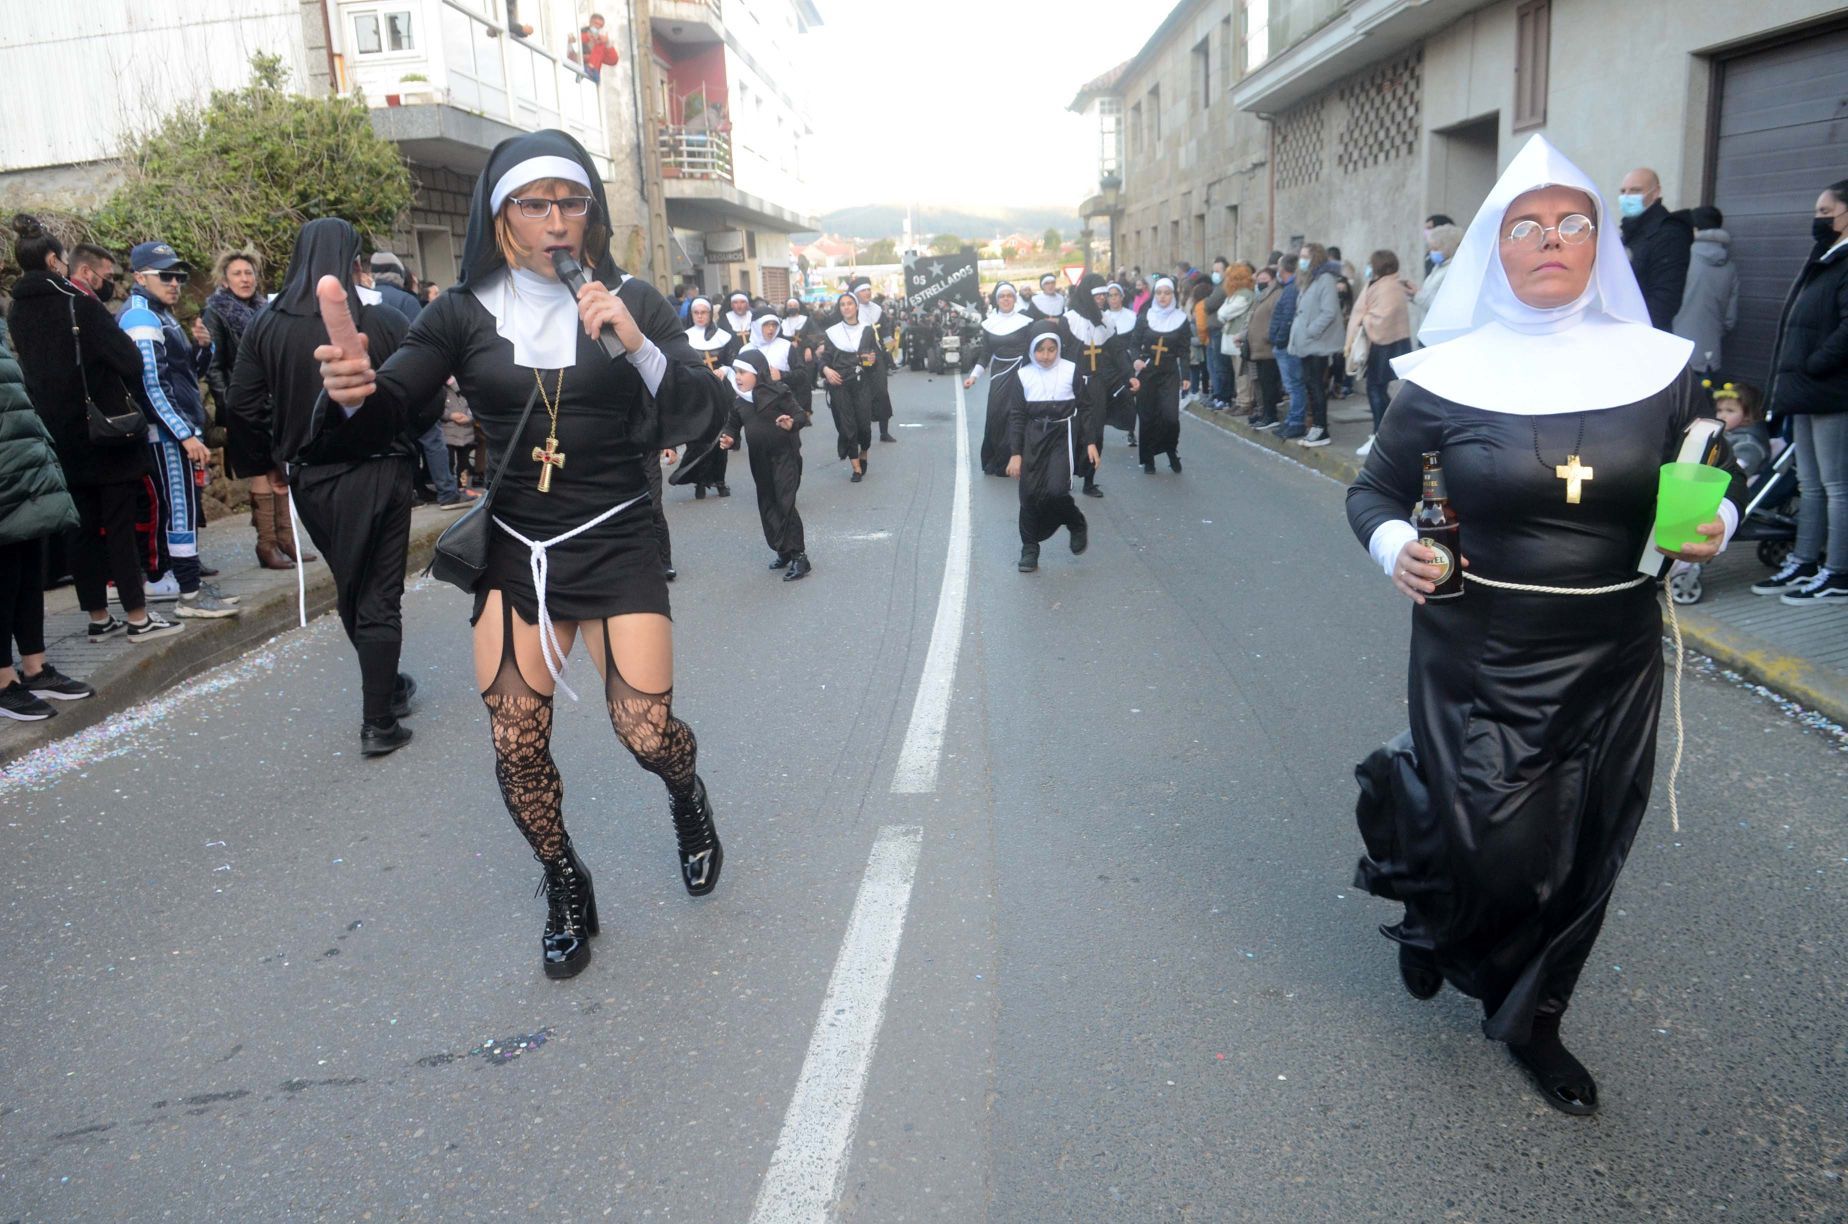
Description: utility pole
627,0,672,286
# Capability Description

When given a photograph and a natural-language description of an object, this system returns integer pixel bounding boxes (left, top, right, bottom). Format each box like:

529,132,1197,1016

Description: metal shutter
1710,23,1848,388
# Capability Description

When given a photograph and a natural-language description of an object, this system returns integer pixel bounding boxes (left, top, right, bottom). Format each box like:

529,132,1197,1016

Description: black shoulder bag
427,384,539,592
71,296,147,444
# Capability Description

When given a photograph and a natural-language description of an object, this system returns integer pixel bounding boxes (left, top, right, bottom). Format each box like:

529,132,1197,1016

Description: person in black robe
780,298,818,418
718,291,755,340
225,218,431,756
719,348,810,580
1346,134,1747,1115
819,291,878,482
1130,276,1192,473
964,282,1034,476
313,129,721,981
1063,274,1116,498
670,296,735,500
1006,325,1099,572
1101,282,1141,445
847,279,897,442
1026,273,1067,321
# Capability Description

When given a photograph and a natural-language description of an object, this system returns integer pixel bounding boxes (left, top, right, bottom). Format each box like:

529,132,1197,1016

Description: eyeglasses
154,270,189,285
1503,214,1595,250
506,195,595,220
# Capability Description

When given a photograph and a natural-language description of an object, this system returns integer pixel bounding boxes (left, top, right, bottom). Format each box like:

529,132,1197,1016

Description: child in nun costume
312,129,724,982
964,282,1035,476
1347,134,1746,1115
1006,324,1100,572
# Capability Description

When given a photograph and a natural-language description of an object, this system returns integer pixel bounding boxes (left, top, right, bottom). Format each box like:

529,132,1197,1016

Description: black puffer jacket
5,270,153,485
1770,240,1848,417
1621,201,1694,332
0,325,79,547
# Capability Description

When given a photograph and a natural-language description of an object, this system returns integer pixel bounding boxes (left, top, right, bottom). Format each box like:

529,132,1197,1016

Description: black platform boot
716,483,731,497
538,850,595,979
670,776,723,897
1017,545,1039,573
783,552,812,581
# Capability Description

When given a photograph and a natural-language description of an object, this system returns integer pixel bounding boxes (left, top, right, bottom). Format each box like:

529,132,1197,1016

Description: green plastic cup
1655,462,1730,552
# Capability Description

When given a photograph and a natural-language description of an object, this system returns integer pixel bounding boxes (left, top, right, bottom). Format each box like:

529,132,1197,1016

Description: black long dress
971,317,1033,475
368,280,707,626
672,325,736,492
820,320,877,461
1102,307,1140,434
727,381,806,558
1345,369,1745,1043
1064,312,1117,479
776,318,817,417
1007,359,1099,548
861,300,895,430
1133,311,1189,464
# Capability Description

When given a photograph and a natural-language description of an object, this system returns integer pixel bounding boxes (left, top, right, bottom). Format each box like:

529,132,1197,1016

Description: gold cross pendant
533,434,566,492
1555,454,1593,504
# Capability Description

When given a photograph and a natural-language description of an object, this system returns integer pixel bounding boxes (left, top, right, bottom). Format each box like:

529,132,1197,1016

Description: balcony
336,0,610,176
1233,0,1495,114
659,125,733,182
652,0,724,48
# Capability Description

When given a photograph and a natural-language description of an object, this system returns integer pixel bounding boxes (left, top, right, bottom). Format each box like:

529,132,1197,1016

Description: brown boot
250,488,293,569
273,489,316,564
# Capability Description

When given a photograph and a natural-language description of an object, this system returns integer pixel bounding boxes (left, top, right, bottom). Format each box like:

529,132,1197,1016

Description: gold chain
533,367,565,436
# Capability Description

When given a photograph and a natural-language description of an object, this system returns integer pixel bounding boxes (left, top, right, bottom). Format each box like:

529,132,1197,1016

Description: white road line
889,377,972,793
749,824,925,1224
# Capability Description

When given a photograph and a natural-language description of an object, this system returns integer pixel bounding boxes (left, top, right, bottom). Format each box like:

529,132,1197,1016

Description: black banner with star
904,252,982,311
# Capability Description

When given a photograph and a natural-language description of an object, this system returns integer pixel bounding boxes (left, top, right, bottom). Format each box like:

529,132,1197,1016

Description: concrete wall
1114,1,1273,276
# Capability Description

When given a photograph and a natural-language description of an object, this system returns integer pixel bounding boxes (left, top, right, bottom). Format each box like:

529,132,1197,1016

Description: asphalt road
3,369,1844,1223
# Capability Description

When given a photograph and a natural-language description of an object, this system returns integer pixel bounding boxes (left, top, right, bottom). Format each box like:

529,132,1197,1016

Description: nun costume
670,296,736,499
1347,135,1746,1113
1063,274,1117,497
1132,277,1191,471
720,348,811,580
965,282,1035,476
821,291,879,480
851,279,897,441
719,291,755,338
1006,324,1099,572
320,129,724,980
1102,283,1141,441
1027,273,1067,321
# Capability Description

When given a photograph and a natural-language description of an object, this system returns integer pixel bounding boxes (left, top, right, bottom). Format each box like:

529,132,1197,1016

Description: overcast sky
799,2,1169,212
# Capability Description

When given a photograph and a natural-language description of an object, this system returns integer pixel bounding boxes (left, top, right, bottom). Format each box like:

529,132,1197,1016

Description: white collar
1018,358,1076,401
827,319,866,346
857,297,882,321
356,284,383,306
1031,291,1066,314
982,312,1032,337
686,324,731,350
1064,309,1112,341
471,266,580,370
749,334,792,369
1145,301,1187,330
1103,307,1138,334
724,309,753,328
1391,315,1692,414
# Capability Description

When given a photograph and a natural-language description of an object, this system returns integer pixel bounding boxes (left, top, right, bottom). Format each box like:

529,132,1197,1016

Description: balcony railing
658,125,734,183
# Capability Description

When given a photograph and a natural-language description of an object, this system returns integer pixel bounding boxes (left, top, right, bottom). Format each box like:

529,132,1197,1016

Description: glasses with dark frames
506,196,595,220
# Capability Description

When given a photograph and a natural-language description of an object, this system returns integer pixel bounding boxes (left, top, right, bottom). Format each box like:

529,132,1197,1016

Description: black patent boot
538,851,595,979
670,776,723,897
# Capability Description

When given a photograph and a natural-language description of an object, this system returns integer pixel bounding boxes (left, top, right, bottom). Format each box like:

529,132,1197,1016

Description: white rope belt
493,493,648,702
1457,570,1685,832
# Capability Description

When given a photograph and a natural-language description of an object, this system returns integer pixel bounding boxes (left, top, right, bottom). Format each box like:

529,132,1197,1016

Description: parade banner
904,252,982,311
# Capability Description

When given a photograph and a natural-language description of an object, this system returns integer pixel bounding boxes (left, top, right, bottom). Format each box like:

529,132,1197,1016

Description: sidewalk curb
1185,403,1848,729
0,515,451,768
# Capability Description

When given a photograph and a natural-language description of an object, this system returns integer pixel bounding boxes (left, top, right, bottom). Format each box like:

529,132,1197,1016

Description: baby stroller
1667,439,1800,604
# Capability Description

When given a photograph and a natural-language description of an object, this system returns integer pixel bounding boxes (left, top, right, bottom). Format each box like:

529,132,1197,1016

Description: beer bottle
1415,451,1464,600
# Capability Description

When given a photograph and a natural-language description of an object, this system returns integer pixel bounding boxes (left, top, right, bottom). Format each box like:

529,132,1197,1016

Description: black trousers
291,459,414,722
1253,358,1283,423
68,480,147,613
750,441,805,557
869,358,894,427
0,537,47,669
829,376,873,460
1300,355,1330,430
1020,496,1085,547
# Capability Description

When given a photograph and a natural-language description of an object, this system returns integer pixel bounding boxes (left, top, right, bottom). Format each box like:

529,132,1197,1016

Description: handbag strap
65,294,96,407
480,383,542,495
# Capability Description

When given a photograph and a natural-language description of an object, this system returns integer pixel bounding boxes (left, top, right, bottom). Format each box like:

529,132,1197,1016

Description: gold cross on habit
533,434,566,492
701,350,718,369
1555,454,1593,504
1083,341,1104,372
1150,337,1169,365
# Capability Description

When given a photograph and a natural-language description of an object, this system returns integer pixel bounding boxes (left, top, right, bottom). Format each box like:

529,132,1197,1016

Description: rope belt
1458,570,1685,832
493,493,648,702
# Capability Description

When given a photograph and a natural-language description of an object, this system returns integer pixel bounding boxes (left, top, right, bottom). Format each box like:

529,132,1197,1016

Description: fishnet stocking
482,602,567,863
600,627,698,806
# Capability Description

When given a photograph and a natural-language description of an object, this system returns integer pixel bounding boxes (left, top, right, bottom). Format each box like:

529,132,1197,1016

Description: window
1221,17,1234,86
1129,101,1143,157
1192,38,1211,110
1514,0,1550,131
1240,0,1271,75
1099,97,1122,181
353,10,415,54
1150,84,1162,143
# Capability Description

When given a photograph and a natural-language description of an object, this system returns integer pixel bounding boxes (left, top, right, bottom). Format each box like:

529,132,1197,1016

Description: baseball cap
129,242,192,273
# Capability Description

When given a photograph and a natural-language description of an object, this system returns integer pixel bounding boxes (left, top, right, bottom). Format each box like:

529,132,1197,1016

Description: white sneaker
143,572,181,601
1356,435,1375,457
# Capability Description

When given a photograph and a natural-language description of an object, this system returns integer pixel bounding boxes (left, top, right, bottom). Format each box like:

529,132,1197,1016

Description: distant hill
812,204,1083,242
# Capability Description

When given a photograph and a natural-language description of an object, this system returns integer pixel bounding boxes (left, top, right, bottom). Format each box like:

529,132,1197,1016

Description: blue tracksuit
120,290,210,586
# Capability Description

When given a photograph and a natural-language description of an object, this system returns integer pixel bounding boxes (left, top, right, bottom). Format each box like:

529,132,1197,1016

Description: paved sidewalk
1186,392,1848,728
0,503,456,765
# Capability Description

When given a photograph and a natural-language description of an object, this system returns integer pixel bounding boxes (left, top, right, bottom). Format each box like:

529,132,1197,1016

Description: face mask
1428,251,1445,267
1362,265,1373,280
1211,271,1222,285
94,279,116,303
1813,216,1842,245
1618,193,1646,220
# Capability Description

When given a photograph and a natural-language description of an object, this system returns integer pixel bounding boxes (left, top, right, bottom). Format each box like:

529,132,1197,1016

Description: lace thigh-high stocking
481,602,566,863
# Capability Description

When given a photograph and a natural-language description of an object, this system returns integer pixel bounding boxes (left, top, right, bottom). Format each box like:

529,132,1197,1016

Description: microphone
551,249,626,361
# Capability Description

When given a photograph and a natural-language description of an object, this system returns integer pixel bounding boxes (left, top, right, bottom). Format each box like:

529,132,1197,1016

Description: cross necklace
532,368,566,492
1532,413,1592,504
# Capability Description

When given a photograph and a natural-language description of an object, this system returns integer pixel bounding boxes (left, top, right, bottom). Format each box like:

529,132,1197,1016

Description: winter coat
1621,200,1694,331
4,270,153,487
1245,286,1281,361
440,383,475,447
1287,262,1345,357
202,289,267,419
1671,229,1740,373
0,328,79,547
1769,238,1848,417
1724,421,1772,481
1407,262,1450,348
1266,278,1299,349
1217,287,1256,355
1346,277,1413,351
